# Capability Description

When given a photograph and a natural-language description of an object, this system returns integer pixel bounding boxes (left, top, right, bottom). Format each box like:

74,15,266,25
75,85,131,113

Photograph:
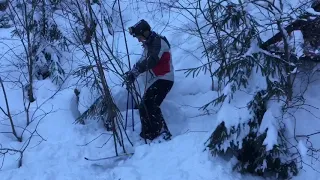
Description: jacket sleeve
134,37,162,74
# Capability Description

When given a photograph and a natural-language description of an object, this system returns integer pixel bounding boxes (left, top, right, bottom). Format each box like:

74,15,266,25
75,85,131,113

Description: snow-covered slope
1,1,320,180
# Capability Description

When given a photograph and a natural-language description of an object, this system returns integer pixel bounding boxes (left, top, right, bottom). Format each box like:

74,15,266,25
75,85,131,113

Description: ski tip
84,153,134,161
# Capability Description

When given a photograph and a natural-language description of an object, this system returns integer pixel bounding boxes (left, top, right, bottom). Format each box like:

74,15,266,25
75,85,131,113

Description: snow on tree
181,0,318,179
5,0,66,92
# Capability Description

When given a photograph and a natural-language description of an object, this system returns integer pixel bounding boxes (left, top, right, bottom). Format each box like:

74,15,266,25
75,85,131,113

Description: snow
306,7,320,15
105,133,248,180
0,80,254,180
298,140,308,157
0,2,243,179
1,1,320,180
290,30,305,58
259,109,278,151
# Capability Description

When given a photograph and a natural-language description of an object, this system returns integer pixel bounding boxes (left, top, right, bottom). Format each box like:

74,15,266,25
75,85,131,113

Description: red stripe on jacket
152,52,171,76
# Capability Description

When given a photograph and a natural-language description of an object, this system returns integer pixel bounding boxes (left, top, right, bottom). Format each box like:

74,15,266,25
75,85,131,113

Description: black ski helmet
128,19,151,37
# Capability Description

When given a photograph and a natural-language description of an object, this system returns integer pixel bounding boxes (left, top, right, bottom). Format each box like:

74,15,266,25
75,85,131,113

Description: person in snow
123,19,174,141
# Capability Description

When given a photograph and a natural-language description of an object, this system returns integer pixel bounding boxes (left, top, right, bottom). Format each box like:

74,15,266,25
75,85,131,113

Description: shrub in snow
8,0,66,86
0,0,7,11
207,90,298,179
61,0,101,45
178,0,315,179
0,1,10,29
0,12,10,28
74,85,109,126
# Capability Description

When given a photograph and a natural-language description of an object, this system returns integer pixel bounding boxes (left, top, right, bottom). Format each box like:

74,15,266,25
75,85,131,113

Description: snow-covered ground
1,1,320,180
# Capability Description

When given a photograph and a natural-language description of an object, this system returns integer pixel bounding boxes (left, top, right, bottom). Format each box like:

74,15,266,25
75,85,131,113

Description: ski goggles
128,27,137,37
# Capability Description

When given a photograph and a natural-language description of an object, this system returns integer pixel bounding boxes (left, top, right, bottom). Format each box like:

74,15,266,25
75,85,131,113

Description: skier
123,19,174,141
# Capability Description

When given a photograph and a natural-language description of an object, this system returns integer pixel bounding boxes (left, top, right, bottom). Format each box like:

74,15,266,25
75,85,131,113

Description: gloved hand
123,68,139,87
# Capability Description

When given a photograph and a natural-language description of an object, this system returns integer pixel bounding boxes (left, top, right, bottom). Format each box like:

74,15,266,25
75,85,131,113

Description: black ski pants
139,79,173,140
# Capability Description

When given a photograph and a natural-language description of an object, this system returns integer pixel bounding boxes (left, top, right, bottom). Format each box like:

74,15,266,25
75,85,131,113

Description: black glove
123,71,135,85
123,68,139,86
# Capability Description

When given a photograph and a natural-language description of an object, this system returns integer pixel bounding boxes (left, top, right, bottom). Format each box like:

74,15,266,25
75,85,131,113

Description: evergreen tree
182,0,314,179
0,0,10,28
7,0,66,87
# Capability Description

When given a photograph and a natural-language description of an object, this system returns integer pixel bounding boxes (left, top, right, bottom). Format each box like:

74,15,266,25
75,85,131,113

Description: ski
84,152,134,161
